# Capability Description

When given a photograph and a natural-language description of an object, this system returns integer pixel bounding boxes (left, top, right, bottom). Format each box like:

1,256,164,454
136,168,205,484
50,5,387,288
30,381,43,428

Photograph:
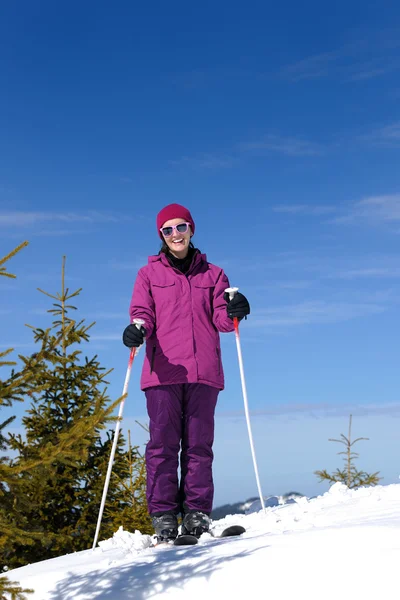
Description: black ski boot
181,511,211,538
152,513,178,543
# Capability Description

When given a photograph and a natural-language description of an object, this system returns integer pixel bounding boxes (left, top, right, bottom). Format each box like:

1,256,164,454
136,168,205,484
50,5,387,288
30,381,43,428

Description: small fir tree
315,414,381,489
0,242,34,598
4,257,134,569
0,249,120,572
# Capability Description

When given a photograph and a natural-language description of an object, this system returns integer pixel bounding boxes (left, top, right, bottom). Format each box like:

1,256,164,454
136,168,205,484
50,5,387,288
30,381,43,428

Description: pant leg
180,383,219,514
145,384,183,515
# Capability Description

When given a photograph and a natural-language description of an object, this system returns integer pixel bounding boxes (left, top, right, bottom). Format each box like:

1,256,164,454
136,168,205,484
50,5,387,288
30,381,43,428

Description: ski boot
181,511,211,538
152,513,178,544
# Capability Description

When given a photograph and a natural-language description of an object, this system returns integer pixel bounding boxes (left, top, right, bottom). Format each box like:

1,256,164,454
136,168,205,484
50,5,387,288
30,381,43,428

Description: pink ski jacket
129,251,234,390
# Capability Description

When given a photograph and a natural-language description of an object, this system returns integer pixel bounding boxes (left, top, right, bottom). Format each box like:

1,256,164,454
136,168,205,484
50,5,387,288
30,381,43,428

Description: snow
9,483,400,599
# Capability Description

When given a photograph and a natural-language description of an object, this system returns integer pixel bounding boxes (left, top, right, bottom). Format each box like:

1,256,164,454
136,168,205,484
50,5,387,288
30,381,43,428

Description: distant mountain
211,491,304,520
211,497,258,520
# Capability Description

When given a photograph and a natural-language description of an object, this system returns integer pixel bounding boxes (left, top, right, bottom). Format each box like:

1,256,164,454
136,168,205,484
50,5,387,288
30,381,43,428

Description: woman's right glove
122,324,146,348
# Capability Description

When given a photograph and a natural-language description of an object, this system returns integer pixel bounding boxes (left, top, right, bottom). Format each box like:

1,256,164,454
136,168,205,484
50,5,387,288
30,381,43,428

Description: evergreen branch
1,416,15,433
135,420,149,434
350,437,369,445
328,436,348,445
0,242,29,279
8,395,123,476
67,289,83,299
0,348,16,369
314,469,341,485
0,517,47,548
0,576,34,599
337,450,359,458
36,288,58,300
49,303,64,312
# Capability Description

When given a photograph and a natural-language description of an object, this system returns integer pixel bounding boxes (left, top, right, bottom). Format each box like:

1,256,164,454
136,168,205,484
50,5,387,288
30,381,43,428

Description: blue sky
1,1,400,505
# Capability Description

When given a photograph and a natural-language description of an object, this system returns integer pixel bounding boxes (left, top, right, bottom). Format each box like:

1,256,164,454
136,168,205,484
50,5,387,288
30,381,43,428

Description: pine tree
4,258,131,567
0,248,121,572
315,414,381,489
0,242,34,598
4,256,135,569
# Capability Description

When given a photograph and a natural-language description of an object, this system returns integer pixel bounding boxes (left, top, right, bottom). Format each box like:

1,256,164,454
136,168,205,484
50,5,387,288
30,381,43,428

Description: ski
173,534,199,546
173,524,246,546
213,524,246,538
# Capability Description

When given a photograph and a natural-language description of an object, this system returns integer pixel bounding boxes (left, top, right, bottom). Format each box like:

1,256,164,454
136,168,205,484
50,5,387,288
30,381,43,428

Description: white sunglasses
160,222,191,237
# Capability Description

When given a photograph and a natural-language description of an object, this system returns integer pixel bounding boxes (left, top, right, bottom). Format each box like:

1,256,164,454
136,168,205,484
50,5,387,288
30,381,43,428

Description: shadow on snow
48,537,266,600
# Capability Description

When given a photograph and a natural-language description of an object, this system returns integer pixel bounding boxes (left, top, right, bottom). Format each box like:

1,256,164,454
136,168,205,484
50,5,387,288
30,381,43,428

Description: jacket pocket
216,347,221,375
152,282,176,297
151,282,177,321
193,283,214,313
150,345,156,374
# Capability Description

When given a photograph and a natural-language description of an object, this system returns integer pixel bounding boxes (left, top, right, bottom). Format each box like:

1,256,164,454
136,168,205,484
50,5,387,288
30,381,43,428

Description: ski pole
92,318,145,550
225,287,266,512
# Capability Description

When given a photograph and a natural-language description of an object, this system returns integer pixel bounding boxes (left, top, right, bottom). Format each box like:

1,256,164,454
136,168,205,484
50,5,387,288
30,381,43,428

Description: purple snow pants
144,383,219,516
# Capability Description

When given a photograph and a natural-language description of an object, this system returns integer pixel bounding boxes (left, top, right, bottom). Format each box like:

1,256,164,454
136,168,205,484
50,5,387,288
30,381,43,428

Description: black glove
122,323,146,348
223,292,250,321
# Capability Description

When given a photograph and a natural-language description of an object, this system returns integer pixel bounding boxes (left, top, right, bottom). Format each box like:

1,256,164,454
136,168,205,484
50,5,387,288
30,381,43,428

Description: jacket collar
148,250,207,270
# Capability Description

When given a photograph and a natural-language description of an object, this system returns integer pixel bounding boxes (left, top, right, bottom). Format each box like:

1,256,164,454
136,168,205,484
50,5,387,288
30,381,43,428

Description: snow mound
7,483,400,600
98,526,153,554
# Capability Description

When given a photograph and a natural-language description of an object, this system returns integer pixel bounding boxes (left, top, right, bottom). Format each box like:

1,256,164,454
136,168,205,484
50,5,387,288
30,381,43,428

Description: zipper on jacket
150,345,156,374
216,347,221,375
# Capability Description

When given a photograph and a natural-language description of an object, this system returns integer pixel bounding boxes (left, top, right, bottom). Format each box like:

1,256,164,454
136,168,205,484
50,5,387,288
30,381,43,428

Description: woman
123,203,250,542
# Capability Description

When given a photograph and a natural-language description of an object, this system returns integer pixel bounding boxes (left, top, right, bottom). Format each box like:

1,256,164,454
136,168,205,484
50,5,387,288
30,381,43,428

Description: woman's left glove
223,292,250,321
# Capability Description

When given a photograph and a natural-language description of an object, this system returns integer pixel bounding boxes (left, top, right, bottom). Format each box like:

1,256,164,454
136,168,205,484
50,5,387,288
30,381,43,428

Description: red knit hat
156,203,195,238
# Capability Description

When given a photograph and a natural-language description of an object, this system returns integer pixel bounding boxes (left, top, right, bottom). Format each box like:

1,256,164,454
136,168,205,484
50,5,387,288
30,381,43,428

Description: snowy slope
9,483,400,600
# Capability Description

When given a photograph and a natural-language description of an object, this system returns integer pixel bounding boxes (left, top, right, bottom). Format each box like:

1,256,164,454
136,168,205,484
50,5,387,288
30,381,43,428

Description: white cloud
217,402,400,419
282,32,400,83
89,312,127,320
169,154,236,169
90,333,122,341
332,194,400,225
238,135,324,157
249,300,385,327
0,342,35,349
169,133,325,171
331,267,400,279
251,280,311,291
273,204,336,215
282,48,342,81
109,259,148,271
0,211,126,228
362,121,400,147
274,194,400,230
345,59,400,82
0,282,19,290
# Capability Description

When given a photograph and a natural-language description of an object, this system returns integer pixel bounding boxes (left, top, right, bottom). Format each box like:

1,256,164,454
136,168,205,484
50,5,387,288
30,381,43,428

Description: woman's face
160,218,192,258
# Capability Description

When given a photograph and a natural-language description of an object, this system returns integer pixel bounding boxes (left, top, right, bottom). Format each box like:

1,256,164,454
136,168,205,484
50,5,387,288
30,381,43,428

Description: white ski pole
92,318,145,550
225,287,266,512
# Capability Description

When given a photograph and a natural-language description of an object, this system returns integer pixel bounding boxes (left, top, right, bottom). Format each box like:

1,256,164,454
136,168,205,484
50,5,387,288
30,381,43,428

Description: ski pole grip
133,318,145,331
225,287,239,301
132,318,146,352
